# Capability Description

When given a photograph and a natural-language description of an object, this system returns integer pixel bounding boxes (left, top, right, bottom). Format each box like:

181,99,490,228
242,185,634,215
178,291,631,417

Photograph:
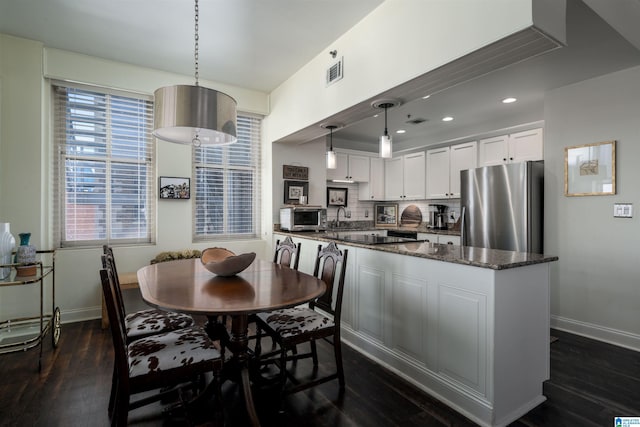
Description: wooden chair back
101,246,127,324
310,242,348,322
273,236,301,270
100,267,131,390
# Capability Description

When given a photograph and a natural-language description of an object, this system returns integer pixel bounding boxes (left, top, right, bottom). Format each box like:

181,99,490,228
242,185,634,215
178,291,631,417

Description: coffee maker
430,204,448,230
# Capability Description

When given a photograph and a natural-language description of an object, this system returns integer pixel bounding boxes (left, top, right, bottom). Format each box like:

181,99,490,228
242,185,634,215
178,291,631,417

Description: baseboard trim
59,306,101,324
551,315,640,352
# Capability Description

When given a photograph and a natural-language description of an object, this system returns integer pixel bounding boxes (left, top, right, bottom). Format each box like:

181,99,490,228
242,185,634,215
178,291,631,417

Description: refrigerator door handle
460,206,466,246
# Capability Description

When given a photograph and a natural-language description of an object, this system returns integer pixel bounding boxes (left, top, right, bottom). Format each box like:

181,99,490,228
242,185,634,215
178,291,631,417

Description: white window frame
192,114,262,241
52,82,156,248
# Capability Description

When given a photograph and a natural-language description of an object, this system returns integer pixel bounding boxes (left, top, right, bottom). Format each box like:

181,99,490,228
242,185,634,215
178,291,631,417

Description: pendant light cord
383,105,389,137
194,0,199,87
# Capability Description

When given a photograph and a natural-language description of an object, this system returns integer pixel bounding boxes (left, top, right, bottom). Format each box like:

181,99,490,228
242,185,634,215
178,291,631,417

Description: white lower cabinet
274,233,551,427
417,233,460,245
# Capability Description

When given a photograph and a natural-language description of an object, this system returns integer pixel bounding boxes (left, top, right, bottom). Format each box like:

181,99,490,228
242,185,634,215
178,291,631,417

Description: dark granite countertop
274,230,558,271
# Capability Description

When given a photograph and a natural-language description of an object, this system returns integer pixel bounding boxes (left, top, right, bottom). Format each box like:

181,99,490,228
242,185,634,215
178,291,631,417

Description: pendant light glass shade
153,85,237,145
379,133,392,158
326,149,337,169
152,0,238,146
372,99,399,159
324,124,338,169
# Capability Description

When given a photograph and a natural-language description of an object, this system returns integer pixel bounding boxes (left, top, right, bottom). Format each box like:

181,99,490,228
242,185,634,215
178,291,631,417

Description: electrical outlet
613,203,633,218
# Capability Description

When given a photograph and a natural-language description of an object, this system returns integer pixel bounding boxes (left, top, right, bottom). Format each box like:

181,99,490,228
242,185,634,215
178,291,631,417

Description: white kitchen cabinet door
439,235,460,245
359,157,385,200
403,151,426,200
416,233,439,243
449,141,477,198
479,129,543,166
478,135,509,166
327,152,349,180
384,157,404,200
508,128,543,162
348,154,370,182
426,147,450,199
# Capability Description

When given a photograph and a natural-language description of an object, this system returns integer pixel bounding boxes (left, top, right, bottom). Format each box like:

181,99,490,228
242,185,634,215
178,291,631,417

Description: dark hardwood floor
1,319,638,427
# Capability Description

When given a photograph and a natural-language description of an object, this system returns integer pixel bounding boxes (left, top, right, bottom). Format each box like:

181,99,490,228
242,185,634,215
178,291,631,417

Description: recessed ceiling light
422,95,431,99
442,116,454,122
396,129,406,134
502,97,517,104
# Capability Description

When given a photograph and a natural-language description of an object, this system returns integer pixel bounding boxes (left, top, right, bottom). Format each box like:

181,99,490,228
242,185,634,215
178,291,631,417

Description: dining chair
102,245,195,343
251,237,302,356
100,266,224,426
255,241,348,396
273,236,301,270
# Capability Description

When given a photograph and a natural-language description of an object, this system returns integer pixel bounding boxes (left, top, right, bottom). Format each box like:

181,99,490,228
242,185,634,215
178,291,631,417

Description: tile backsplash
324,182,460,227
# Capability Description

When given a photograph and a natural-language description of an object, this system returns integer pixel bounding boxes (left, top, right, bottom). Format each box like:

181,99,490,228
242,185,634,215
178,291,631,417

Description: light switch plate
613,203,633,218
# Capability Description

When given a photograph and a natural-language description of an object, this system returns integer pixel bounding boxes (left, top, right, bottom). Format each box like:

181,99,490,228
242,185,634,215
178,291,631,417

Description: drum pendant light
153,0,237,146
372,99,401,158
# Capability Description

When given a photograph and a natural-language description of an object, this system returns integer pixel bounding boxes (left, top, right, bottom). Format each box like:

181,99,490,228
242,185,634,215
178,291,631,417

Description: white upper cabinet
358,157,385,201
327,151,370,182
426,141,477,199
385,152,426,200
426,147,450,199
479,128,543,166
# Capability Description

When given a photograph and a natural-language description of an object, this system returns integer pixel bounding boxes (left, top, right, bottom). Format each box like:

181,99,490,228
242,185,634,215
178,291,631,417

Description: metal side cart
0,250,60,370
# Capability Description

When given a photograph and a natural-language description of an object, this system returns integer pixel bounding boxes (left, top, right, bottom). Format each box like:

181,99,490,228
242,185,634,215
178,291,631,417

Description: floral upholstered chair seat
128,326,219,377
125,309,195,341
257,306,334,340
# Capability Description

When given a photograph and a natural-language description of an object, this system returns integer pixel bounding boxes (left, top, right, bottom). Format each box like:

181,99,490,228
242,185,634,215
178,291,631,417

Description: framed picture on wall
159,176,190,199
283,180,309,204
564,140,616,196
374,203,398,228
327,187,348,206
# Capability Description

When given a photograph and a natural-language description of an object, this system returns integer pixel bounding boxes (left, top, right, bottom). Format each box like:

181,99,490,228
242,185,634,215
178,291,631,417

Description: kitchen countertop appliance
430,204,448,230
460,161,543,253
280,205,327,231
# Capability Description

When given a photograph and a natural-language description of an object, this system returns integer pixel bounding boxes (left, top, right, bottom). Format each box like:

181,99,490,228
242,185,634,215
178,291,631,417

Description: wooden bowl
201,248,256,276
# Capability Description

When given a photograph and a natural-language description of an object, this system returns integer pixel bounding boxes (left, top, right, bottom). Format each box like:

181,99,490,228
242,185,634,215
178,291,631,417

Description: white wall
272,139,326,221
0,34,271,322
265,0,537,144
544,65,640,350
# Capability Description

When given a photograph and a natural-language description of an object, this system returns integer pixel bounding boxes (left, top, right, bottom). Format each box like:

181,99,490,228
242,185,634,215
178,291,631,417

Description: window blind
193,114,262,240
52,83,155,247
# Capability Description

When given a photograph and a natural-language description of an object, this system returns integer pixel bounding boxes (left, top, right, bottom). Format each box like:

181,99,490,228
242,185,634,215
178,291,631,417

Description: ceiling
1,0,640,152
328,0,640,152
0,0,384,92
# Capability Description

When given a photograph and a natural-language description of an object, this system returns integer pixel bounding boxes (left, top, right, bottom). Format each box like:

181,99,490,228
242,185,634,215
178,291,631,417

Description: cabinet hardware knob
503,158,507,161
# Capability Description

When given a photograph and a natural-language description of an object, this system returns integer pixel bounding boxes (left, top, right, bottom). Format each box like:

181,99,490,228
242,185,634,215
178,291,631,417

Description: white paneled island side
274,231,558,427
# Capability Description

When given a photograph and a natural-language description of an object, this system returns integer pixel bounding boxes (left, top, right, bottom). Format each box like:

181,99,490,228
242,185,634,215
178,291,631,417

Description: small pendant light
372,99,401,158
153,0,237,146
323,124,338,169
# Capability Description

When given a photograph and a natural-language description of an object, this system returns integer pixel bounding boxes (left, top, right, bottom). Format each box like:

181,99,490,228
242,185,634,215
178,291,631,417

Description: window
53,83,155,247
193,115,262,240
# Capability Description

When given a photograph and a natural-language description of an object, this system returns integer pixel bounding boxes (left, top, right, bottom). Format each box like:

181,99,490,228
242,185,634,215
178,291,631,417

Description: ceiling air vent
406,117,428,125
326,57,343,86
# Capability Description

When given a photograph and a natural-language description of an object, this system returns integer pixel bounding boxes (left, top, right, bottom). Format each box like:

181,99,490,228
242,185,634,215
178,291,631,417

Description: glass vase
15,232,37,277
0,223,16,280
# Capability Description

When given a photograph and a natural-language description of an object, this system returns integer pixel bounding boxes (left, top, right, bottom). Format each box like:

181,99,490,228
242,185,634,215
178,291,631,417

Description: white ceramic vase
0,222,16,280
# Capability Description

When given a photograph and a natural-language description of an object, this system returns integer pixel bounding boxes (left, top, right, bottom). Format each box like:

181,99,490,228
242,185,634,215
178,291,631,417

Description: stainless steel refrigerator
460,161,544,253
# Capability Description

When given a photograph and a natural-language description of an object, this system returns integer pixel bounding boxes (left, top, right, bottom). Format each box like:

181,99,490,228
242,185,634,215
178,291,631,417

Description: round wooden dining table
137,257,326,427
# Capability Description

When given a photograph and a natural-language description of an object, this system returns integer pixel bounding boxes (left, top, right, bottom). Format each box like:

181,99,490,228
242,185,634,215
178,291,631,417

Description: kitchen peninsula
274,230,558,427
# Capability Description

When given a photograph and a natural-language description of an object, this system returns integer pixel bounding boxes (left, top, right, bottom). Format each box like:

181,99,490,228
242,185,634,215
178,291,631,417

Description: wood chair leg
334,336,345,390
108,367,117,418
310,339,318,366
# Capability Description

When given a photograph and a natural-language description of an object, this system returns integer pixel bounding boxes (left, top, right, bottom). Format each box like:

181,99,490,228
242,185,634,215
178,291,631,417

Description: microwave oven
280,206,327,231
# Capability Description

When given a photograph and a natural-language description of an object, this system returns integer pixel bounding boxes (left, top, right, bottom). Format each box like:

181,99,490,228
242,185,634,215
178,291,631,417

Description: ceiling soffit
275,26,563,145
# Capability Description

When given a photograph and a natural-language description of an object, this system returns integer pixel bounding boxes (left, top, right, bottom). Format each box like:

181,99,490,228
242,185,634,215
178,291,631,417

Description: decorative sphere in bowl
201,247,256,276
